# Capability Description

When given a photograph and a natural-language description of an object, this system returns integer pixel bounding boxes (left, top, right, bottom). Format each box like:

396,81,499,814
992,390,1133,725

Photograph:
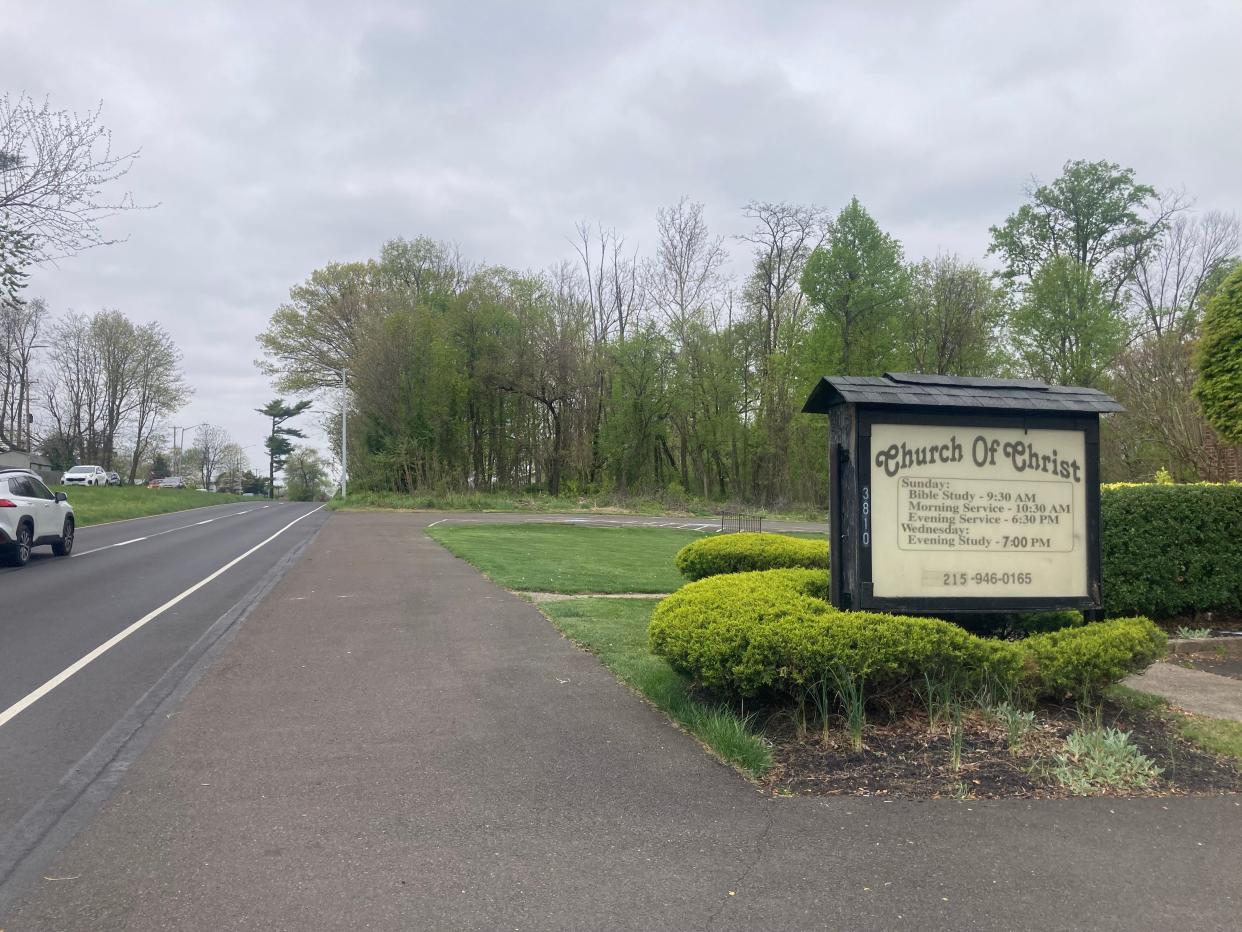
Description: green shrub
1101,483,1242,619
648,569,1024,700
1051,727,1163,795
674,532,828,581
650,570,1165,707
1021,616,1167,702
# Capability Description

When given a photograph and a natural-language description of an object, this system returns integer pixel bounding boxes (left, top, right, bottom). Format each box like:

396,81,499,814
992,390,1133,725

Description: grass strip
55,486,248,526
330,489,824,522
1106,685,1242,764
427,523,701,593
540,597,771,777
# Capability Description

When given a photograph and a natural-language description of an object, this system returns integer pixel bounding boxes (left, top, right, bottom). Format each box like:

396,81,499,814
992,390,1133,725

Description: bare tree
647,197,728,340
0,93,144,262
43,309,189,470
572,223,644,344
738,201,828,356
1126,204,1240,338
1,295,47,450
193,424,232,490
127,322,192,483
215,442,251,493
737,202,828,503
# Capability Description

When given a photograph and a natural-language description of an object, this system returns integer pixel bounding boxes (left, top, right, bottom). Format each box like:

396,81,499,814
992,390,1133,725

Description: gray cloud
5,0,1240,470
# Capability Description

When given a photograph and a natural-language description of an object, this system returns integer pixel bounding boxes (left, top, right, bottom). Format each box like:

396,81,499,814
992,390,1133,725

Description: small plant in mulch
759,694,1242,800
1049,727,1163,795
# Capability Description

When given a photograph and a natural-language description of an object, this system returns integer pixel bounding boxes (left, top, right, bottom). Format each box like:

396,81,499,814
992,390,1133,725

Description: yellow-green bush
675,532,828,581
649,569,1024,698
648,569,1164,704
1023,616,1167,701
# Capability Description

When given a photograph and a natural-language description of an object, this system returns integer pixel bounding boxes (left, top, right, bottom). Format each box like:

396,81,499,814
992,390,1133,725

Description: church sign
802,373,1123,616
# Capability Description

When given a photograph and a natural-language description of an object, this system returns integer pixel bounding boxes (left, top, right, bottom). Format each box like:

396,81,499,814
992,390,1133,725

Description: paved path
1127,662,1242,722
5,513,1241,930
0,500,327,914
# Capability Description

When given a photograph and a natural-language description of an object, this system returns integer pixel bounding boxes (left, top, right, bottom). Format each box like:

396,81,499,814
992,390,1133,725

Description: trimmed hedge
1023,616,1167,700
675,532,828,581
1101,484,1242,619
648,569,1164,704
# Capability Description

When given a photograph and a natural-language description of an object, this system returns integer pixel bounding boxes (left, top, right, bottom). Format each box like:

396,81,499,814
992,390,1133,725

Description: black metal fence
719,512,764,533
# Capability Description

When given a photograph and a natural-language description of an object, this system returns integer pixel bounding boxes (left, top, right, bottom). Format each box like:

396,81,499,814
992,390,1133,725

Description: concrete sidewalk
6,513,1241,930
1127,662,1242,722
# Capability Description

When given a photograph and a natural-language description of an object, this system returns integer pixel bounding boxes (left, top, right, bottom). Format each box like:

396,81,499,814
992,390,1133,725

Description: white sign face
869,423,1088,599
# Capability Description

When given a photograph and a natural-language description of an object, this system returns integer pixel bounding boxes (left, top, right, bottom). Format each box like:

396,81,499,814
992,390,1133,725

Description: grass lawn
331,488,824,523
56,486,248,526
426,522,704,593
541,598,770,777
1106,685,1242,764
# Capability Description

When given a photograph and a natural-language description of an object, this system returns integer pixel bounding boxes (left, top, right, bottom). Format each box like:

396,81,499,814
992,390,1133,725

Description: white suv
0,469,76,567
62,464,108,486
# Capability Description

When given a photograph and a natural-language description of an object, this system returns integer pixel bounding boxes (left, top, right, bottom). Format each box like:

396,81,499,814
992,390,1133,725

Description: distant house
0,449,59,484
1205,432,1242,481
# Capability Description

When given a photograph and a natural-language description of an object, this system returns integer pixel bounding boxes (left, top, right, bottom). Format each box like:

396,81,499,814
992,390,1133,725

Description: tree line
258,160,1239,508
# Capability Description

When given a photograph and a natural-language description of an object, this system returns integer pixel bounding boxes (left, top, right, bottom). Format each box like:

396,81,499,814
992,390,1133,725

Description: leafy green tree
1009,257,1128,387
240,470,269,496
1193,262,1242,445
284,446,328,501
989,159,1166,299
257,398,312,499
902,255,1007,376
150,451,171,480
801,198,907,375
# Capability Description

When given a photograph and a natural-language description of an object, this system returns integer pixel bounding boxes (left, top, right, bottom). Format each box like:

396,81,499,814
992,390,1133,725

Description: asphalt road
0,499,328,910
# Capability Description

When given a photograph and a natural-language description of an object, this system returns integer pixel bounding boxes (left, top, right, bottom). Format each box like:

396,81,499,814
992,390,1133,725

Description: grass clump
675,532,828,581
1051,727,1163,795
539,597,771,777
1106,685,1242,764
56,486,247,526
989,701,1036,753
1178,717,1242,762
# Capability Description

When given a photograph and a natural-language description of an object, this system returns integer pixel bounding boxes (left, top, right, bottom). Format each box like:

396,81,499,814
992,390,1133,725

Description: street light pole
339,369,348,499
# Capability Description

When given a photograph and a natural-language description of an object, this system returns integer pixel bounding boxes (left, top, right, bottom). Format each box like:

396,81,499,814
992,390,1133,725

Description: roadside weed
915,672,956,729
804,676,836,742
827,666,867,751
990,701,1036,753
1174,625,1213,639
947,697,964,772
685,706,772,776
1051,727,1163,795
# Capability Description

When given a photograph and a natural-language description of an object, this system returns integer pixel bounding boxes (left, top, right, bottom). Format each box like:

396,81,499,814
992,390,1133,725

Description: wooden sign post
802,373,1123,617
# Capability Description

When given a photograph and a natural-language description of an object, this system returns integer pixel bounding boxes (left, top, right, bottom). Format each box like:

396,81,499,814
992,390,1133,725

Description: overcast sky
5,0,1241,474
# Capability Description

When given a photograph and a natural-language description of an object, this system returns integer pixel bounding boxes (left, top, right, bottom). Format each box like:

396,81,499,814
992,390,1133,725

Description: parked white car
62,465,108,486
0,468,75,567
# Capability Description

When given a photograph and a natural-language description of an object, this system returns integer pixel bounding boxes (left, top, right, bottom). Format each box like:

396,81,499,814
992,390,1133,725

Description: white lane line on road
73,508,262,558
0,505,325,731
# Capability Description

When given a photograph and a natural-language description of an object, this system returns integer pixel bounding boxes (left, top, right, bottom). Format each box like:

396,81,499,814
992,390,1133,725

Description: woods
259,161,1240,507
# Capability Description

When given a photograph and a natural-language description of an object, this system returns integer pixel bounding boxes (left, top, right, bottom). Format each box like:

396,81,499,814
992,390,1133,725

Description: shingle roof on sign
802,372,1124,414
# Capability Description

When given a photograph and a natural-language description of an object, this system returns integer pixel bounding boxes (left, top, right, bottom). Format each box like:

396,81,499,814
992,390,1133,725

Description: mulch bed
759,698,1242,800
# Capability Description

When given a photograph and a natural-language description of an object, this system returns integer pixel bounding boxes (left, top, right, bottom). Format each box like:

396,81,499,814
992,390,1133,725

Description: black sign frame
848,407,1104,616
